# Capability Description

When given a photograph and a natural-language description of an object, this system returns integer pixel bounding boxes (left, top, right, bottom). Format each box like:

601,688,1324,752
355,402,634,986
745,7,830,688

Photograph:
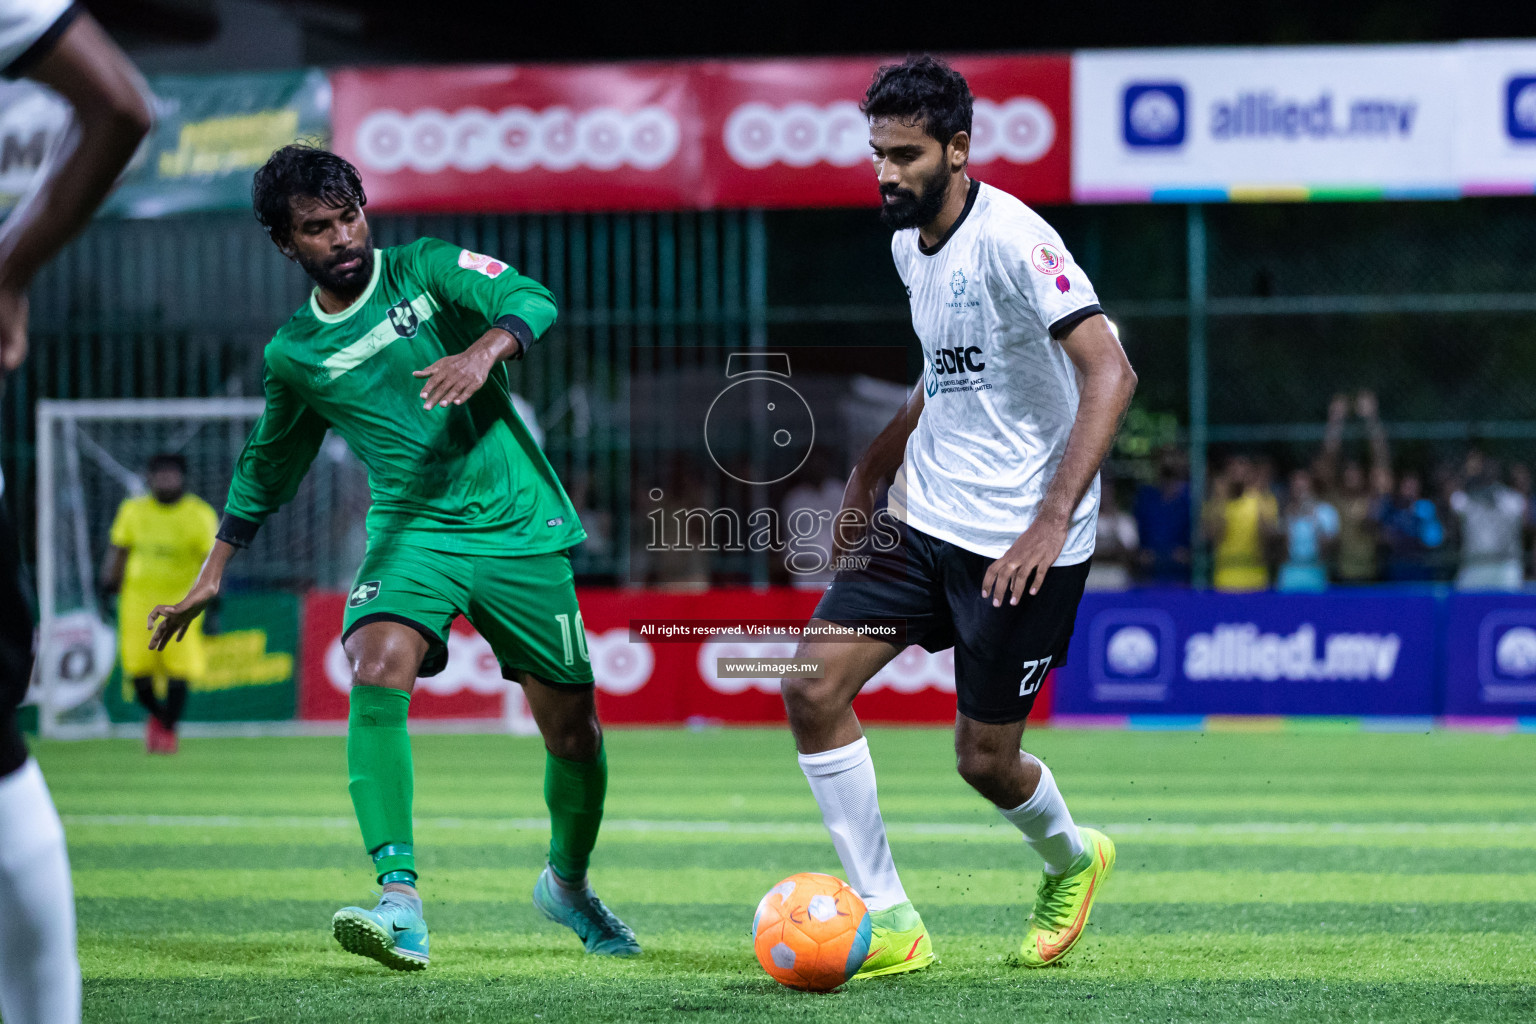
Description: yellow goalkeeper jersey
109,493,218,598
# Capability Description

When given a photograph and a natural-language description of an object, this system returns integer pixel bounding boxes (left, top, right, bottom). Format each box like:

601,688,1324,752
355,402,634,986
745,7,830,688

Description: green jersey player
150,145,638,970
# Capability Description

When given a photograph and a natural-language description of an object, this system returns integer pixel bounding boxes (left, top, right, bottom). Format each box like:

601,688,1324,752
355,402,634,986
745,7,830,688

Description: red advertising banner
697,54,1071,209
332,64,704,214
299,587,1054,725
330,55,1071,214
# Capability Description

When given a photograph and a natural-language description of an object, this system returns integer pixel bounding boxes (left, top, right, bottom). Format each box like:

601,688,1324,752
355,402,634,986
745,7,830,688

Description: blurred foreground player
151,146,638,971
0,2,152,1021
100,454,217,753
782,57,1135,975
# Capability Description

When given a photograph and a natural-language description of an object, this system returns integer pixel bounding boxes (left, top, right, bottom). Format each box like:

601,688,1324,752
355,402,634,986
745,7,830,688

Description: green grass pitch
36,726,1536,1023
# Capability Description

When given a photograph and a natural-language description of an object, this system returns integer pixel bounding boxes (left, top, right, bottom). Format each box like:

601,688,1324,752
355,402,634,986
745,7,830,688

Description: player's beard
879,162,955,230
299,240,375,299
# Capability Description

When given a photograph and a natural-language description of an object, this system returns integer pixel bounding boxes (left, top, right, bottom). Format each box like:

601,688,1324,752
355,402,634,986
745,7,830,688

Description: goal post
35,399,265,737
31,397,541,739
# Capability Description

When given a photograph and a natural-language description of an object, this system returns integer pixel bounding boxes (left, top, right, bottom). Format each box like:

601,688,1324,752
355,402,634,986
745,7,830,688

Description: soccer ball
752,872,871,992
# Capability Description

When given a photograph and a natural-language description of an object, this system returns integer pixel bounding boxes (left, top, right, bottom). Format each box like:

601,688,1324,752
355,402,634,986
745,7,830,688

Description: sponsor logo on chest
320,292,441,380
943,266,981,312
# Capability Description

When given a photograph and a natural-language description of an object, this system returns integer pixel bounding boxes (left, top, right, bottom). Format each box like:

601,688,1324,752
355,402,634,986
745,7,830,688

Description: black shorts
1,499,34,775
813,520,1090,724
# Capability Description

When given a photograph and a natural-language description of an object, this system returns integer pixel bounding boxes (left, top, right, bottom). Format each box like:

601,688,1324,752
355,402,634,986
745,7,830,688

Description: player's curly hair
252,144,367,245
861,55,973,148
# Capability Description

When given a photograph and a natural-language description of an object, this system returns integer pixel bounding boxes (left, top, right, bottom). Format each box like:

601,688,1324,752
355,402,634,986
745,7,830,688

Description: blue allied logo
1123,83,1187,148
1506,76,1536,141
1494,626,1536,677
949,269,967,298
1104,625,1160,678
1088,609,1176,702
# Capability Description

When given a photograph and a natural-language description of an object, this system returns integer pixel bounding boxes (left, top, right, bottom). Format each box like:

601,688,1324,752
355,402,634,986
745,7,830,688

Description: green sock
544,744,607,885
347,685,415,883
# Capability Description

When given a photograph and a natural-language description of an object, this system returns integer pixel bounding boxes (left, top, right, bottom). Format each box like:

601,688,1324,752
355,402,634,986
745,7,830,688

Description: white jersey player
0,4,152,1023
783,55,1137,977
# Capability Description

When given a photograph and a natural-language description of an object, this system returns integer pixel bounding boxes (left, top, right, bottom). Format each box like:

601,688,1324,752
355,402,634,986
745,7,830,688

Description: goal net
31,398,373,737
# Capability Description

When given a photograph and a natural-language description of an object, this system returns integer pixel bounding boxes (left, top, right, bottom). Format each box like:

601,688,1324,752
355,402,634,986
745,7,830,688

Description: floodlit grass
37,727,1536,1023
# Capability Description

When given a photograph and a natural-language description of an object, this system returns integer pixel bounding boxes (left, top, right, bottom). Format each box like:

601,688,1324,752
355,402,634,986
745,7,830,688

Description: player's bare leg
781,627,899,755
782,627,933,977
331,621,431,970
520,672,640,955
954,714,1113,967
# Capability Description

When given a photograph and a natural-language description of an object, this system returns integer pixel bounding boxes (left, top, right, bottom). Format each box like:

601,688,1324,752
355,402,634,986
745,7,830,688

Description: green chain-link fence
5,197,1535,587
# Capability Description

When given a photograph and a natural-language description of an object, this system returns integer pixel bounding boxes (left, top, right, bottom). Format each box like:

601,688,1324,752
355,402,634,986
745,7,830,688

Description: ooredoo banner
298,587,1051,725
1072,46,1461,201
330,55,1071,213
698,55,1070,208
332,64,704,214
1053,590,1438,717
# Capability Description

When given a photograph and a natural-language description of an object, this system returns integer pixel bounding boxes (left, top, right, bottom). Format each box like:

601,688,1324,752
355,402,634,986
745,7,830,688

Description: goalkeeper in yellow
100,453,216,754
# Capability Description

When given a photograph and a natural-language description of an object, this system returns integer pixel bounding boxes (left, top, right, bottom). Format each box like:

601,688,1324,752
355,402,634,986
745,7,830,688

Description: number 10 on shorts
1019,657,1049,697
554,612,591,667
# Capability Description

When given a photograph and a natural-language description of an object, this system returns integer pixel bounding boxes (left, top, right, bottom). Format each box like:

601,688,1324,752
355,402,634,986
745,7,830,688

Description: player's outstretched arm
147,539,237,649
833,383,925,557
0,11,152,373
982,314,1136,606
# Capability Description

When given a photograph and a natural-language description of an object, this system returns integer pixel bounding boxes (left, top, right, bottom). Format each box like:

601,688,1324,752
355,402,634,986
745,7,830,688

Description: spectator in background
1276,469,1338,592
1374,471,1444,582
1204,454,1280,592
1085,474,1139,591
1509,462,1536,582
1134,446,1191,585
1451,449,1527,591
1316,391,1390,583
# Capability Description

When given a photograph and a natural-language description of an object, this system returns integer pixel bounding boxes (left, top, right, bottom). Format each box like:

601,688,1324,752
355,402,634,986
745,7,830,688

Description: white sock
0,759,81,1024
797,737,909,913
998,758,1086,876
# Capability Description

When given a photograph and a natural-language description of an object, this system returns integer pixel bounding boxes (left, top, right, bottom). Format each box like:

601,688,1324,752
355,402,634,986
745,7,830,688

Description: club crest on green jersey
388,299,420,338
349,581,382,607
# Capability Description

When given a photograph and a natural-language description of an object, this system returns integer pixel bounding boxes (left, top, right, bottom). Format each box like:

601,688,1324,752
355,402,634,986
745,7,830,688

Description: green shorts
341,544,594,687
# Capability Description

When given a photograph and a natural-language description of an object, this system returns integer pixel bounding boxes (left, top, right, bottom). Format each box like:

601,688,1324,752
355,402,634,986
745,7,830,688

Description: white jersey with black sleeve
887,178,1105,564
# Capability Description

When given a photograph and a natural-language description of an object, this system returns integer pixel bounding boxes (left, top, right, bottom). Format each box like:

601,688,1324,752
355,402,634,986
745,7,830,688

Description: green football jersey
224,237,585,557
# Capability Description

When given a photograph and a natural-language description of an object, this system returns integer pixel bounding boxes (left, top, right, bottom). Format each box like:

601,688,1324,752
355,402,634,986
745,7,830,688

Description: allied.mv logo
1507,76,1536,141
387,299,420,338
949,269,968,298
1123,83,1187,148
349,581,382,608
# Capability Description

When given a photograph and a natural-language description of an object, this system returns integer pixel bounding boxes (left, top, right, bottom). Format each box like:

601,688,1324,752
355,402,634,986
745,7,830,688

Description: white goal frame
34,399,267,738
32,398,540,740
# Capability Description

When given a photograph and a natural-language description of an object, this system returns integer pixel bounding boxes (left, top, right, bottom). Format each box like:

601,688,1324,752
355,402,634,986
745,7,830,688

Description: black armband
1048,304,1104,341
492,315,533,359
216,513,261,549
1044,302,1105,342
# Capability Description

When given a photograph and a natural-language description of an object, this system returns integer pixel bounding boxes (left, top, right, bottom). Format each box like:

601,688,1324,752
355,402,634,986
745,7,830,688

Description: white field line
60,815,1536,839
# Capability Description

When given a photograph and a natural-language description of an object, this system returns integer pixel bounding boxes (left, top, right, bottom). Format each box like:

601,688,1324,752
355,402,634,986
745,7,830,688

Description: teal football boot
332,892,430,971
533,865,642,956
